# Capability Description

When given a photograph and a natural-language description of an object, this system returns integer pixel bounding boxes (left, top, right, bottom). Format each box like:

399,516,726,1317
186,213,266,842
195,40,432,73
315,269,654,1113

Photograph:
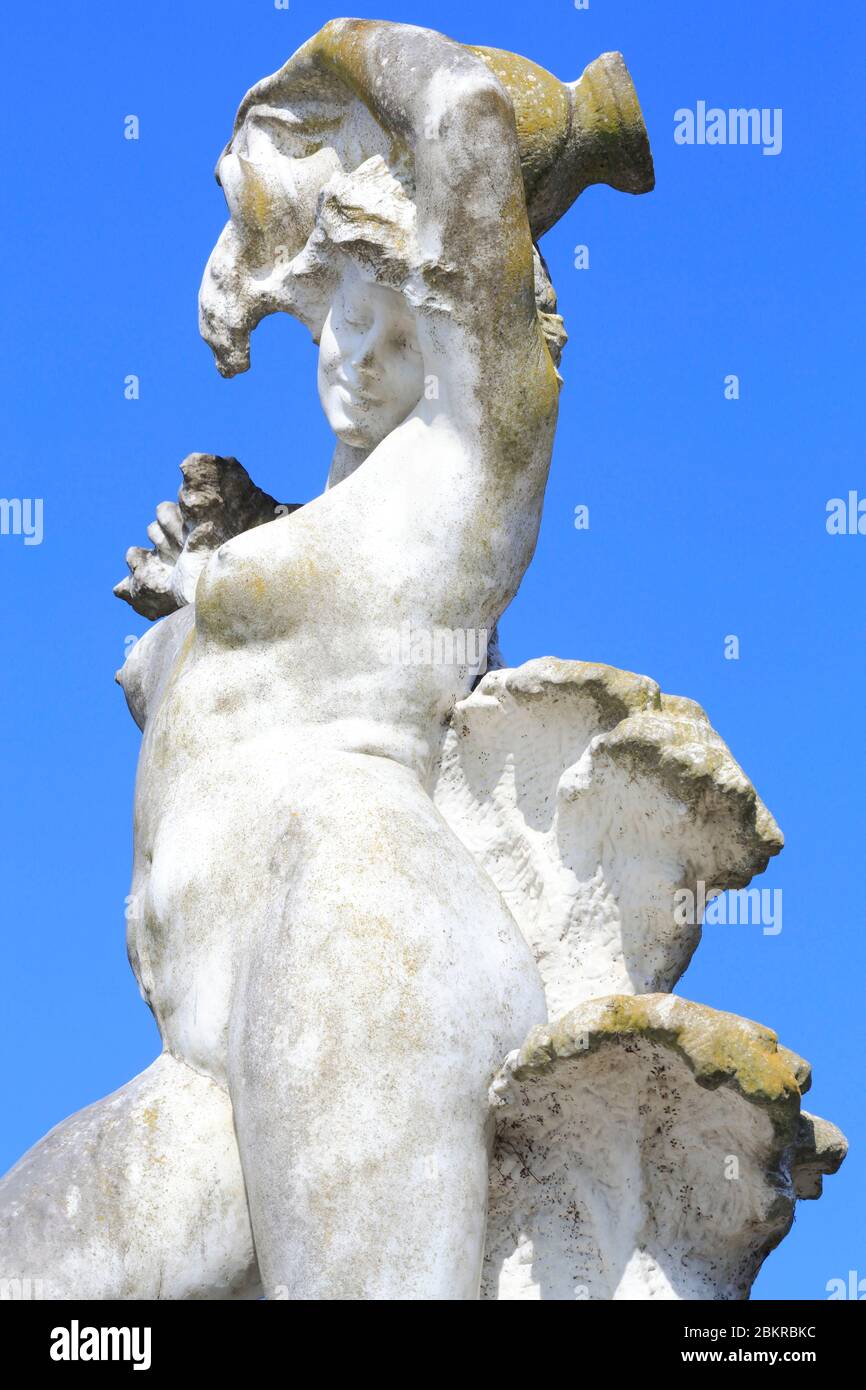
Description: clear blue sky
1,1,863,1300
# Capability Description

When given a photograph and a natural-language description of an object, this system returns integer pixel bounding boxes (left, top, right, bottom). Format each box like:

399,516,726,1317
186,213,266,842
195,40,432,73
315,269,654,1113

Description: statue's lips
334,378,383,409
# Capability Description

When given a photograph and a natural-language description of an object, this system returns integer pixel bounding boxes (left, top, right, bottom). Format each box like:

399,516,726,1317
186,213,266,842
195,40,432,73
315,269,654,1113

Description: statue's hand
114,501,185,620
172,453,298,606
114,454,300,619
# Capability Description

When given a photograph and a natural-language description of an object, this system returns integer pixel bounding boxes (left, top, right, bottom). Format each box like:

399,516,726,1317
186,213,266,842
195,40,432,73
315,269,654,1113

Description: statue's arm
287,21,557,446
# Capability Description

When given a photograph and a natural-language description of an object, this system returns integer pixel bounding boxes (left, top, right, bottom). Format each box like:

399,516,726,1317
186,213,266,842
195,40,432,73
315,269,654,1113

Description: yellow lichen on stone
239,169,271,231
466,46,570,198
513,994,808,1123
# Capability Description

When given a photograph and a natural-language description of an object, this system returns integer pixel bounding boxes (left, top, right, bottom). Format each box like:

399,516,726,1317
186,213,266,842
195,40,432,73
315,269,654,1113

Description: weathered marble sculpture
0,20,845,1301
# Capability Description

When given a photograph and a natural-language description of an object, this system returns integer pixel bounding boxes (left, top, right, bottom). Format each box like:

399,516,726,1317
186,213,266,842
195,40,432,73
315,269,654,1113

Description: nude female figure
0,20,576,1300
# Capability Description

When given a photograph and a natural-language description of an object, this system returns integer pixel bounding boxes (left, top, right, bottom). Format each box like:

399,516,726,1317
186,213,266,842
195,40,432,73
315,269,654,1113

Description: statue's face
318,266,425,450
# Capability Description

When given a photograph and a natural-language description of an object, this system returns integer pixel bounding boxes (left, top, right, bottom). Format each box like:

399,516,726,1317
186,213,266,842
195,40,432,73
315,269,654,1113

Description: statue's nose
350,321,386,374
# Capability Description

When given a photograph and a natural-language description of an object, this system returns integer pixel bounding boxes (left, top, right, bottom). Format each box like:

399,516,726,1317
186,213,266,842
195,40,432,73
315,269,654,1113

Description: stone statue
0,20,846,1301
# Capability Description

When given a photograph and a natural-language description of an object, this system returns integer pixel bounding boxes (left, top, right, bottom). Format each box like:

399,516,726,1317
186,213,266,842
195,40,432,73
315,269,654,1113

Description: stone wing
431,658,783,1017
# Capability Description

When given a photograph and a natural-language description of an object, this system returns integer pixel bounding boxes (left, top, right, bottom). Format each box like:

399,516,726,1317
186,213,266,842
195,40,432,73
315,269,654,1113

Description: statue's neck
325,441,370,491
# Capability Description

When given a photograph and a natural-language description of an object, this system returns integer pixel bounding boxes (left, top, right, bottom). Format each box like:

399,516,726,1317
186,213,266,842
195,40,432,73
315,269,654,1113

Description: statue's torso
124,418,554,1079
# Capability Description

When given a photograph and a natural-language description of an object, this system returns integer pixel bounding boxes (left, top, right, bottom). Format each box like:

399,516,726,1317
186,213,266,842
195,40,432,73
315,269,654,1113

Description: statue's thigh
227,755,541,1300
0,1052,259,1300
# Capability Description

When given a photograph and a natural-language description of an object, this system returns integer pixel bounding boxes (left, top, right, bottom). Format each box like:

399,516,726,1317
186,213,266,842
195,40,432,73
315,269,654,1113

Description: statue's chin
330,413,396,453
324,387,423,455
335,426,376,451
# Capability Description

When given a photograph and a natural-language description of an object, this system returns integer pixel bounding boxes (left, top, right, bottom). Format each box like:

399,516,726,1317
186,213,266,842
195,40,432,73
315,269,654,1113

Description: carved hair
284,156,567,372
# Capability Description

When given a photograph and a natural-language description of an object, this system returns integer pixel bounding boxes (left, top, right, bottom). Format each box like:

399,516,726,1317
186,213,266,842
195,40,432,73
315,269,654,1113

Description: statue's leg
0,1051,260,1300
227,753,545,1301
